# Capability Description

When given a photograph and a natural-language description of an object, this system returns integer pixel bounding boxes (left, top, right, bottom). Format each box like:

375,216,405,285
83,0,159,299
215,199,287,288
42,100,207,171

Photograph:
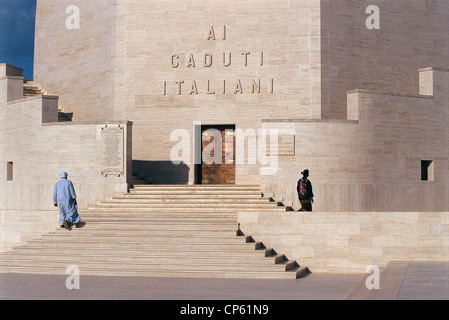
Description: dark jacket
297,178,314,199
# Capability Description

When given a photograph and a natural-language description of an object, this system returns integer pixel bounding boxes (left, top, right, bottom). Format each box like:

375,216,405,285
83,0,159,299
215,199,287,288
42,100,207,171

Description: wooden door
201,126,235,184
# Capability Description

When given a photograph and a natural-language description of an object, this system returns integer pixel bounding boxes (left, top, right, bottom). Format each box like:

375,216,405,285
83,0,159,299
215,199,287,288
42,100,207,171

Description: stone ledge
6,94,59,105
0,75,23,81
262,118,359,124
42,121,134,127
419,66,449,73
347,88,434,99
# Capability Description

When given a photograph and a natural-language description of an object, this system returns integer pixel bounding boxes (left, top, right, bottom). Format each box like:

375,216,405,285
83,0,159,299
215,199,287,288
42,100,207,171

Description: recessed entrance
196,125,235,185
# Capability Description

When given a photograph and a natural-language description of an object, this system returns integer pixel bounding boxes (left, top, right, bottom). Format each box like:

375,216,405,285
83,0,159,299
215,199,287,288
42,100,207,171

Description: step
46,225,241,234
0,251,280,264
90,204,285,211
22,241,251,250
37,232,240,240
20,235,250,246
10,245,263,255
101,198,269,204
65,223,238,233
61,221,239,230
0,249,277,261
114,194,264,199
0,259,292,273
80,218,238,224
36,233,249,243
79,214,238,221
79,210,238,217
7,245,270,257
129,189,261,194
129,186,261,191
131,184,260,189
44,228,243,237
95,202,276,208
0,266,299,279
27,233,242,249
77,220,238,227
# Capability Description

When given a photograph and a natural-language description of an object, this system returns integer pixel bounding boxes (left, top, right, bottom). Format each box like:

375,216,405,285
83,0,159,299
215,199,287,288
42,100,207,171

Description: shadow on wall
132,160,190,184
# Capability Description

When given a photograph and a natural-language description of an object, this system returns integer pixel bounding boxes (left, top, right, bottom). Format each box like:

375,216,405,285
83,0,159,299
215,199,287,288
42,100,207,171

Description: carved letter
207,26,216,40
366,5,380,30
251,79,260,94
175,81,184,95
223,52,231,67
186,54,195,68
207,80,215,95
241,52,250,66
260,51,264,66
190,80,198,95
171,54,179,68
204,54,213,67
234,80,243,94
162,81,167,95
223,25,227,40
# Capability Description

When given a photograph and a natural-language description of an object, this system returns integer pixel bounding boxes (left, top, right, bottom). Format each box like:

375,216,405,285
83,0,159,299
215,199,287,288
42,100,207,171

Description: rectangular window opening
7,162,13,181
421,160,434,181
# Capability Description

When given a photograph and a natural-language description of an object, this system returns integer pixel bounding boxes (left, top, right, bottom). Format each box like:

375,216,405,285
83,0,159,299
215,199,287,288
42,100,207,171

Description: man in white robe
53,172,85,229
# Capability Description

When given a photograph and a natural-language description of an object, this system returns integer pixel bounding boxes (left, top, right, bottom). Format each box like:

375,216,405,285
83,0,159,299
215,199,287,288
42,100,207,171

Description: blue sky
0,0,36,79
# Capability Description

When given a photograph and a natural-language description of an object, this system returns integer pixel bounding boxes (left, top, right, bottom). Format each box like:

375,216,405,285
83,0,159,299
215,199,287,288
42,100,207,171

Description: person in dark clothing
297,169,314,211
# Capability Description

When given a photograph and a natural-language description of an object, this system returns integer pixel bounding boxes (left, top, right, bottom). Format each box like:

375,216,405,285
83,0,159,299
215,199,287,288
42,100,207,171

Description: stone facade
34,0,323,185
0,65,133,212
1,1,449,272
31,0,449,212
263,68,449,212
34,0,118,121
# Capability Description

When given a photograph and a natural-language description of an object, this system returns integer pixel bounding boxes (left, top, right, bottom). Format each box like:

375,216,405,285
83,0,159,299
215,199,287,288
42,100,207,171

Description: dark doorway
198,125,235,185
133,160,190,184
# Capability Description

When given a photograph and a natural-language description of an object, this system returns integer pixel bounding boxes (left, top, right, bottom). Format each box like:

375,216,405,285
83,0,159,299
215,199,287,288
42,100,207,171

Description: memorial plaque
100,125,124,176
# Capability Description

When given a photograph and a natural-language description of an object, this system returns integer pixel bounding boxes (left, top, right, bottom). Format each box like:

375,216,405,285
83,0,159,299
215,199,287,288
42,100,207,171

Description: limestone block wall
35,0,323,184
34,0,117,121
320,0,449,119
0,76,132,211
262,68,449,212
238,211,449,273
0,75,25,102
32,0,449,187
125,0,321,184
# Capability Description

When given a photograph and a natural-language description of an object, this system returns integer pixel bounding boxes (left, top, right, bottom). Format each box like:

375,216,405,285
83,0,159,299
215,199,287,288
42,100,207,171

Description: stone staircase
23,80,46,97
0,185,309,279
23,80,72,122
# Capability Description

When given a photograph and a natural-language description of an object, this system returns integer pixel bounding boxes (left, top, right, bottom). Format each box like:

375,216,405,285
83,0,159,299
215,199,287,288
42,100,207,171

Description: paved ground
1,261,448,301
